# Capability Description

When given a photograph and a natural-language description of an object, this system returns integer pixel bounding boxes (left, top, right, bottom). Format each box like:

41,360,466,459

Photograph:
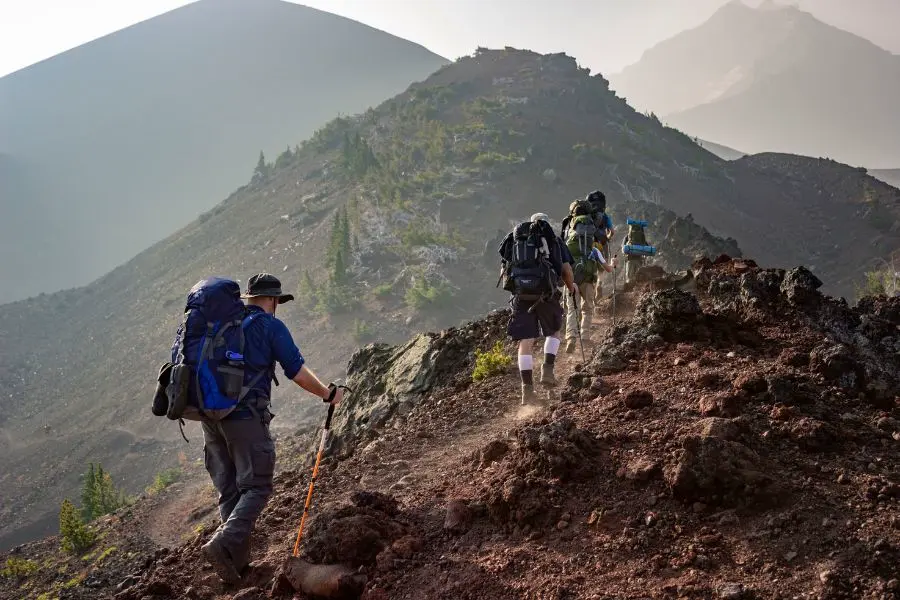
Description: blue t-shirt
230,305,305,417
601,213,614,231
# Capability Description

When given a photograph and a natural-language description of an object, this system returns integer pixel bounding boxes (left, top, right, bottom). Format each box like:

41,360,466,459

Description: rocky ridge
4,256,898,599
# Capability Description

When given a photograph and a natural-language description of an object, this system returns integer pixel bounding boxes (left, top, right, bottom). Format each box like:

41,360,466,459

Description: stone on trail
280,558,366,599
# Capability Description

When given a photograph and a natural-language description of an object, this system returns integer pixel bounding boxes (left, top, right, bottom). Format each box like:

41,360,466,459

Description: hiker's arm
589,247,615,274
292,365,341,404
561,263,576,293
271,320,340,404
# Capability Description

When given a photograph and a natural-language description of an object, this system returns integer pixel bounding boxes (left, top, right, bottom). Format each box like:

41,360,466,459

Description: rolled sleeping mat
626,218,649,228
623,244,657,256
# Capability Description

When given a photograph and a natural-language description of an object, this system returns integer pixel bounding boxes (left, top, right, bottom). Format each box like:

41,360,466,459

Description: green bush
473,151,522,166
315,280,357,315
405,278,453,311
472,342,513,381
147,468,181,495
373,283,394,299
353,320,375,343
60,499,96,554
1,557,39,579
81,463,132,522
859,266,899,298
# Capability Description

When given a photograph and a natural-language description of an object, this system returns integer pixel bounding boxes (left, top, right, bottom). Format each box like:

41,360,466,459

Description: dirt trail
143,479,217,548
355,302,625,502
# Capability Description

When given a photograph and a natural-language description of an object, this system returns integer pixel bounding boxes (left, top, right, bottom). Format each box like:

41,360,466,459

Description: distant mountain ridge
870,169,900,190
610,0,900,168
0,0,447,304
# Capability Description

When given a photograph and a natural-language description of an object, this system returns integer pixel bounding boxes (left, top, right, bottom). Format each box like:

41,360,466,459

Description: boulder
666,434,774,506
623,389,654,409
809,343,866,391
698,392,744,417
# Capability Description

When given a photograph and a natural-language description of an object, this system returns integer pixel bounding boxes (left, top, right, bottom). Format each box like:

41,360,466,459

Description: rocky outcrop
328,310,508,458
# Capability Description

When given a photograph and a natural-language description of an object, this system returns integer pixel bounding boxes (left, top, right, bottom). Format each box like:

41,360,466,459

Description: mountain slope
610,1,900,167
2,259,898,600
871,169,900,190
697,138,746,161
1,47,898,552
0,0,447,305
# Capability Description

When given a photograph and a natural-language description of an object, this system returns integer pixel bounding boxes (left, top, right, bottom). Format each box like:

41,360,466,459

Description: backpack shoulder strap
237,310,277,402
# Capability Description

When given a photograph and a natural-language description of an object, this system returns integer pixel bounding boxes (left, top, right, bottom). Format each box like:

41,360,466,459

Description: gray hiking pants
202,414,275,571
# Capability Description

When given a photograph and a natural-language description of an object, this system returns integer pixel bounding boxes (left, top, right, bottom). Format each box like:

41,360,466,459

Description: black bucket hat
240,273,294,304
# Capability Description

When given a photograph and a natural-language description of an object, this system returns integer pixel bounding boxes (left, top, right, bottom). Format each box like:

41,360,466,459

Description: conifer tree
252,151,270,183
60,499,95,553
333,249,347,285
80,462,129,521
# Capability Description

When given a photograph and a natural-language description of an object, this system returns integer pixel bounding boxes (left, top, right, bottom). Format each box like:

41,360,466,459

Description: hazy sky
1,0,897,78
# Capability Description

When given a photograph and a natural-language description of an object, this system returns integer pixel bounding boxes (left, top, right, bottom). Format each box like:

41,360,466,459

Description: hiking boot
521,384,538,405
565,340,576,354
201,537,241,584
540,364,557,386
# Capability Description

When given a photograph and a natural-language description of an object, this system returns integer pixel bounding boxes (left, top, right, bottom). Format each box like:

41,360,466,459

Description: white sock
544,337,560,356
518,354,534,371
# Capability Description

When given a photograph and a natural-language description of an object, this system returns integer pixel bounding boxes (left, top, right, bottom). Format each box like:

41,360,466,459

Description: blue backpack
164,278,268,423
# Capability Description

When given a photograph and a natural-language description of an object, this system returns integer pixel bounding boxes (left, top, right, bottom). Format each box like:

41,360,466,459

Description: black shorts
507,294,564,341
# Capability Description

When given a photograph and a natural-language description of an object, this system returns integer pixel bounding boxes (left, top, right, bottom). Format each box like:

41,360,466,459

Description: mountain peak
610,0,900,166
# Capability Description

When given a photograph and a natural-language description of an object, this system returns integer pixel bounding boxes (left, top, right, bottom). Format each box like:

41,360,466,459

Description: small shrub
95,546,117,564
353,320,374,343
405,278,453,311
147,469,181,495
315,280,358,315
60,499,96,553
1,556,39,579
373,283,394,299
858,266,900,298
472,341,513,381
473,151,522,166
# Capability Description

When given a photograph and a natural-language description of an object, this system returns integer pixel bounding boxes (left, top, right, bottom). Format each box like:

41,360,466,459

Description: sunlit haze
1,0,897,78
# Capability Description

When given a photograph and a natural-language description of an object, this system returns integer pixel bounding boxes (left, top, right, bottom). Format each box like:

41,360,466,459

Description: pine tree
333,249,347,285
80,462,129,521
81,463,97,521
60,499,95,553
252,151,270,183
275,145,294,170
300,270,316,307
326,213,341,268
340,208,351,251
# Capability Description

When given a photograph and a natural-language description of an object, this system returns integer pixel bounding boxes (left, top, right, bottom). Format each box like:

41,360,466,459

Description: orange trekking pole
292,383,349,557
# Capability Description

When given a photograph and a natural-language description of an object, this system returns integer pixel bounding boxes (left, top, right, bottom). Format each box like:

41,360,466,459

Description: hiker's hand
610,257,618,268
329,387,343,406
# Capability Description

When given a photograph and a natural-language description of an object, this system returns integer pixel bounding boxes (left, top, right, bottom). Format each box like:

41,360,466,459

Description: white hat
530,212,549,223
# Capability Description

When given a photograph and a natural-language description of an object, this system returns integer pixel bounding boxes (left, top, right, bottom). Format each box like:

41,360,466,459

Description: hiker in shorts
201,273,343,584
499,213,575,404
563,203,618,353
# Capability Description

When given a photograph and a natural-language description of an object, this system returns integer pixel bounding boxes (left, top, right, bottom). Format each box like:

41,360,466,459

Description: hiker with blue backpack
499,213,576,404
152,273,342,584
622,218,657,284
